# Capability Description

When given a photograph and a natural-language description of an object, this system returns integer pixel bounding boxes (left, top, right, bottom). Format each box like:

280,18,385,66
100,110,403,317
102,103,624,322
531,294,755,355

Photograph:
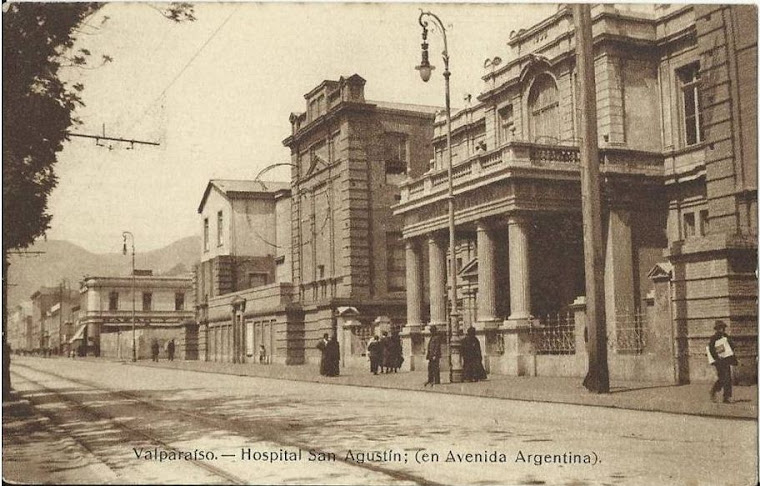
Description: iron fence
529,312,576,355
614,310,648,354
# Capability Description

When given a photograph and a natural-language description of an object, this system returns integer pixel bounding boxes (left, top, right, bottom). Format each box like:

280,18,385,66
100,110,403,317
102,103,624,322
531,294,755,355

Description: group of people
150,338,175,362
316,325,489,385
366,331,403,374
425,326,487,386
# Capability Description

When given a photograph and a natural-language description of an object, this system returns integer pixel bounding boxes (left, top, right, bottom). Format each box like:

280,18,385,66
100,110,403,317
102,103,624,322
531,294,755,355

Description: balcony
399,141,664,205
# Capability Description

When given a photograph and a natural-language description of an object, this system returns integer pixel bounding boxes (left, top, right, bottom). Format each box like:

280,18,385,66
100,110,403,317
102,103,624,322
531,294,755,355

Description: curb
125,360,757,422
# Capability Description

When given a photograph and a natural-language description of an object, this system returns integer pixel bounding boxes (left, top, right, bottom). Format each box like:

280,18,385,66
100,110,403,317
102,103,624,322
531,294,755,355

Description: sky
45,2,558,253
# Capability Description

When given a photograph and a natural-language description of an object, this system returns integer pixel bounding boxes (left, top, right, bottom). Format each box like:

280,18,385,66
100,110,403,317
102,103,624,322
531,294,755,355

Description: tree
2,2,195,399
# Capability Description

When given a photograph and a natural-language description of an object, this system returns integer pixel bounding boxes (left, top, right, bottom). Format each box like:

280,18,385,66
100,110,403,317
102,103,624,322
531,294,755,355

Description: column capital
427,232,446,246
476,219,494,233
507,213,531,226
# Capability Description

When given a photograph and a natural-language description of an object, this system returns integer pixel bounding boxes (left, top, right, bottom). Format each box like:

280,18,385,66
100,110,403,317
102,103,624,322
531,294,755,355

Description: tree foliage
2,2,195,252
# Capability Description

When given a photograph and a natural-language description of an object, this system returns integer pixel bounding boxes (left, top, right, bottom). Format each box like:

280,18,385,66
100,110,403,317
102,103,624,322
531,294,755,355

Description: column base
495,319,535,376
474,318,501,331
449,337,464,383
401,326,425,372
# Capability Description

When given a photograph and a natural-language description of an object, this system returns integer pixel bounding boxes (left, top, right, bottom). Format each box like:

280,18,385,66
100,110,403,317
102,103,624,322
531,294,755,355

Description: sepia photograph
2,2,758,485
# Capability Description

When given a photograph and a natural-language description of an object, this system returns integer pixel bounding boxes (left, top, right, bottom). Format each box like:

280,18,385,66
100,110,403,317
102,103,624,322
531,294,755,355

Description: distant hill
6,236,200,308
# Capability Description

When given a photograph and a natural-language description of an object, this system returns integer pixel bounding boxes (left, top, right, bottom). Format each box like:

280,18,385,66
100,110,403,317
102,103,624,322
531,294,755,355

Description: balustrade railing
399,142,662,203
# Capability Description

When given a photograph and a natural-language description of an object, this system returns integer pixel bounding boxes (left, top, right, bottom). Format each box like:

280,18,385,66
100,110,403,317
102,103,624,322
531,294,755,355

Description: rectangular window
683,212,696,238
142,292,152,311
699,209,709,236
175,293,185,311
217,210,223,247
248,273,268,289
108,292,119,311
678,63,703,146
317,265,325,280
386,233,406,292
384,132,408,174
203,218,209,252
499,104,514,145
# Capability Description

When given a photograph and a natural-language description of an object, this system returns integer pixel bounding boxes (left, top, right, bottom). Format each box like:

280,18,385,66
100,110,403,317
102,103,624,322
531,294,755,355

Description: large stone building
394,4,757,383
81,271,194,359
195,74,437,367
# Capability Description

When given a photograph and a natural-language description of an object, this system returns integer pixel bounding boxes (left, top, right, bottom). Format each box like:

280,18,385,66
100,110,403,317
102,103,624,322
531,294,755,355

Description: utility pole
574,3,609,393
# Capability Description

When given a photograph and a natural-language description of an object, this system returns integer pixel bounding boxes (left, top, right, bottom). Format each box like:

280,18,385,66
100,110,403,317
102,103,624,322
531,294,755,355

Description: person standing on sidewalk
325,335,340,377
425,326,442,386
708,320,738,403
316,333,330,376
150,340,160,362
367,335,381,374
461,327,487,382
167,339,175,361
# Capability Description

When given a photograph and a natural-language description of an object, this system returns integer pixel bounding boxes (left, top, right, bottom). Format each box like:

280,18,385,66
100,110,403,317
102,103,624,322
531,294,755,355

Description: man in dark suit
708,320,738,403
425,325,443,386
316,333,329,376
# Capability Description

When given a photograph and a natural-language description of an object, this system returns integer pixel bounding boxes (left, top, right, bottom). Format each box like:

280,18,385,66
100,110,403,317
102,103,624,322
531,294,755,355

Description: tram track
12,362,442,486
11,367,249,485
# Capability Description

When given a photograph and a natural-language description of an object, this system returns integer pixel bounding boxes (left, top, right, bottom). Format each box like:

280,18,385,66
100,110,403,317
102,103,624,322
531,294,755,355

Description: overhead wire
124,5,240,135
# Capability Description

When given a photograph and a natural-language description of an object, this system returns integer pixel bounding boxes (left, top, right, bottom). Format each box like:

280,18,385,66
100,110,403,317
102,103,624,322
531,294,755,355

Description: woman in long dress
461,327,487,382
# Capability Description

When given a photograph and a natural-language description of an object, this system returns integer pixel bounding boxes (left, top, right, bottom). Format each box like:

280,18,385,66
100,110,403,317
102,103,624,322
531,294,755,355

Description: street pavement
133,356,757,420
4,356,758,486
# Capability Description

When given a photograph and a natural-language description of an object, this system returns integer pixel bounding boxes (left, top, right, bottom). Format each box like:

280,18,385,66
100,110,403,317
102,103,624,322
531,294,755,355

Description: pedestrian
259,344,267,364
167,339,175,361
708,320,738,403
316,333,330,376
325,334,340,377
367,335,382,374
380,331,391,373
461,327,487,382
387,331,403,373
151,339,160,362
425,325,442,386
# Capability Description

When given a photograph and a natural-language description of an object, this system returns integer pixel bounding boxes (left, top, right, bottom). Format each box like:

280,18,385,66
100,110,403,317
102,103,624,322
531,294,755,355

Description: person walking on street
167,339,175,361
316,333,330,376
259,344,267,364
461,327,487,382
425,325,442,386
367,335,382,374
708,320,738,403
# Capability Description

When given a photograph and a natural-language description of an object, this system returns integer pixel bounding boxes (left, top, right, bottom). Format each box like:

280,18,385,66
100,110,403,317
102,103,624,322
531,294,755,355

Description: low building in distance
80,270,193,359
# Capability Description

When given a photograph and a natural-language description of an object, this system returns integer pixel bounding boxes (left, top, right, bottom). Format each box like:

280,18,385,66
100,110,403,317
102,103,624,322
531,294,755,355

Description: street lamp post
122,231,136,362
416,10,463,383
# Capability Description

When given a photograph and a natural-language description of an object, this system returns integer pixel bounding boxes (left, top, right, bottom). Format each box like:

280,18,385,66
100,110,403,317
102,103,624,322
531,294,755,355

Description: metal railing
529,311,576,355
614,310,648,354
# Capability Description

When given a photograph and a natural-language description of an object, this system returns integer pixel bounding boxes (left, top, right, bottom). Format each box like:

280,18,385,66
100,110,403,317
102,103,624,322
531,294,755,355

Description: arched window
528,74,560,144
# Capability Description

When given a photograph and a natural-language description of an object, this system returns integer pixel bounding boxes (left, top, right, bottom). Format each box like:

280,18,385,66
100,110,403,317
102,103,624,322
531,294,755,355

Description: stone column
507,215,531,321
405,239,423,330
476,221,498,327
428,235,447,327
604,208,635,352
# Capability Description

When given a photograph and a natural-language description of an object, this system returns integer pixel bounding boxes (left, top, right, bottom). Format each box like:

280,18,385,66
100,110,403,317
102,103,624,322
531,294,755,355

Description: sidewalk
123,358,757,420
